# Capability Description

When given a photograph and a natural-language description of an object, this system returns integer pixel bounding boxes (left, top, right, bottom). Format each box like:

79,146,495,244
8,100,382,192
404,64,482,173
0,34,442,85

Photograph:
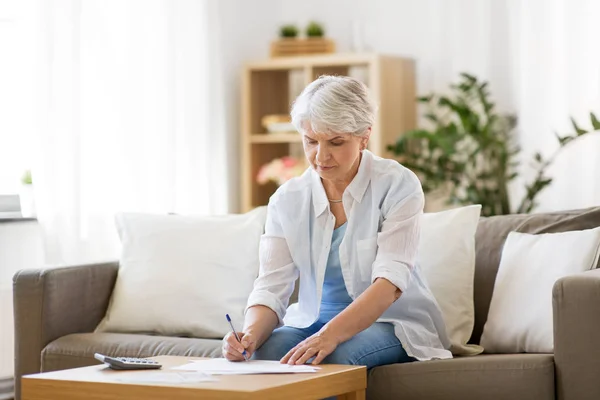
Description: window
0,0,34,195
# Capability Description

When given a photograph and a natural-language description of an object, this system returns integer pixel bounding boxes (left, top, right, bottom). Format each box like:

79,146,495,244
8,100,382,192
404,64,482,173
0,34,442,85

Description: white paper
172,359,319,375
114,371,217,384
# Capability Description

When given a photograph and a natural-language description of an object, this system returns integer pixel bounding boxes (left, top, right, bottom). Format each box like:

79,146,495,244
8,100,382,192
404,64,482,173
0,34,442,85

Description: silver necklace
328,199,343,203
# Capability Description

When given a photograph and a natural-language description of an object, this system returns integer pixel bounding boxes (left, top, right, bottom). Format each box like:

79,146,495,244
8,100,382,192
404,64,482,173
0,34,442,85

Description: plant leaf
460,72,477,84
554,131,574,146
591,112,600,130
424,113,439,124
570,117,587,136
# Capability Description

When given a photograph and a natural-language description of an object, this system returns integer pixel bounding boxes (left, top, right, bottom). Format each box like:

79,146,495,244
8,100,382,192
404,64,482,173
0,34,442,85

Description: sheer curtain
505,0,600,212
32,0,228,265
425,0,600,213
537,131,600,211
420,0,600,212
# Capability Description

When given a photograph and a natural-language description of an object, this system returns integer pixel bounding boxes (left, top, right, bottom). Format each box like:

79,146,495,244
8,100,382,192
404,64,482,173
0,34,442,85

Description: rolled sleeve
245,199,298,327
371,262,412,293
245,286,287,326
370,191,424,293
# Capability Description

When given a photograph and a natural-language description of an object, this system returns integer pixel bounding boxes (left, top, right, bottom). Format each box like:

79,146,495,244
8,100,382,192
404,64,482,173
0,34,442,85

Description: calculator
94,353,162,370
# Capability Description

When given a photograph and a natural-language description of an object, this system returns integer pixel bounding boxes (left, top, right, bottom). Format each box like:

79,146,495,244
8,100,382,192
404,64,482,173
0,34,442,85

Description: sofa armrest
553,268,600,400
12,261,118,399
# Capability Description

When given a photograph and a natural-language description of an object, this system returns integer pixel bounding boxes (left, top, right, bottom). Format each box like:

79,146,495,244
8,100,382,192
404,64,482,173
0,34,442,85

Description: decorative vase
19,184,36,217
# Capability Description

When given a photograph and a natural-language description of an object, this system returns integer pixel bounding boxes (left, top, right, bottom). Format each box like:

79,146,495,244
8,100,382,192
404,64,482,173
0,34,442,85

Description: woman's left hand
280,330,339,365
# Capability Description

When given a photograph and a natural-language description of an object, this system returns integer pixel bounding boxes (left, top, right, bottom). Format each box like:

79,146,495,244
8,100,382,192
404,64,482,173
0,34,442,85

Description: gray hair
291,75,377,136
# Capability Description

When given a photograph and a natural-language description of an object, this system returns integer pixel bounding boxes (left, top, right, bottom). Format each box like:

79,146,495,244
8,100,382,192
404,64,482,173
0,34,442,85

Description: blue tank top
319,222,352,322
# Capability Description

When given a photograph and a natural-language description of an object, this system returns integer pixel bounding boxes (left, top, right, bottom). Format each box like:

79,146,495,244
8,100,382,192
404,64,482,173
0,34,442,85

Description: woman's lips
317,165,335,171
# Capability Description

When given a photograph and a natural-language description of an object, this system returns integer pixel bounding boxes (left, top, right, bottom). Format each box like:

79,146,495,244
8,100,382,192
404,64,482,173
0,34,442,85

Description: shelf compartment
248,69,305,134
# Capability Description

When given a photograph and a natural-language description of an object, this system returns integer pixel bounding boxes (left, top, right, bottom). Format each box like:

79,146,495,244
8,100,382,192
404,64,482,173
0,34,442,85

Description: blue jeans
254,307,416,369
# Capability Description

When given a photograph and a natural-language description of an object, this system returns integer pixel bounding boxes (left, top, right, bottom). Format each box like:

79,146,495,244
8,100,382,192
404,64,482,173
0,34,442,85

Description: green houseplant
388,73,595,217
279,24,299,38
306,21,325,37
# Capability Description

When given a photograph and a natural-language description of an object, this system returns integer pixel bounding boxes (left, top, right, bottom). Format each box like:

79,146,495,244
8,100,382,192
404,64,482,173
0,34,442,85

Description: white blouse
246,150,452,361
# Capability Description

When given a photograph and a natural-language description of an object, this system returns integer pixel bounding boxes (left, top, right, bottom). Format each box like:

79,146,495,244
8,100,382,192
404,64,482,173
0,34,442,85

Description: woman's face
302,127,370,182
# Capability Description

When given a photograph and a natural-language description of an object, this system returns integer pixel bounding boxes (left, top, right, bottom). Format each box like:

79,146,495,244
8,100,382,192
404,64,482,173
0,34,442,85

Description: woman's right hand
222,331,257,361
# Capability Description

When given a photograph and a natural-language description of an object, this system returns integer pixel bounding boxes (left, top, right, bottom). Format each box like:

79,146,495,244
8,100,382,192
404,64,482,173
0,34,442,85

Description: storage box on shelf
270,38,336,58
241,53,417,212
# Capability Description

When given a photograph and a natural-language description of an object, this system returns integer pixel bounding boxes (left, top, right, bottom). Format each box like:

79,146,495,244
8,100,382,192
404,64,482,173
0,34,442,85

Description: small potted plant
19,169,36,217
279,24,299,39
271,22,335,57
306,21,325,38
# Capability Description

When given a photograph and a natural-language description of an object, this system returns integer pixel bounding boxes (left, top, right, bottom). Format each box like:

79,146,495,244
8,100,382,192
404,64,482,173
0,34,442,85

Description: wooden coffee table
22,356,367,400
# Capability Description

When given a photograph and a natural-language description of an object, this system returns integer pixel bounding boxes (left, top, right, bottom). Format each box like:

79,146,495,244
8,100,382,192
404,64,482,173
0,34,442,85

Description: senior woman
222,75,452,368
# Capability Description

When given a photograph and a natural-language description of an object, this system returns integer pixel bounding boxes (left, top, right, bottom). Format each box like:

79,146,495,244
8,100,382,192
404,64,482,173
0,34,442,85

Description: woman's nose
316,145,330,163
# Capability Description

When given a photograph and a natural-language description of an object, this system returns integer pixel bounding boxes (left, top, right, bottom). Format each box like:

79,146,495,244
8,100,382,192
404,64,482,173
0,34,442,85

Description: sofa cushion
419,205,482,356
41,333,222,372
481,228,600,353
96,208,267,339
367,354,554,400
471,206,600,344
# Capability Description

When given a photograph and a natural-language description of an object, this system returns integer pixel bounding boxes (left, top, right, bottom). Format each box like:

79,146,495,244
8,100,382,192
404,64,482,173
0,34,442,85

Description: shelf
245,53,379,70
250,133,303,143
241,53,416,212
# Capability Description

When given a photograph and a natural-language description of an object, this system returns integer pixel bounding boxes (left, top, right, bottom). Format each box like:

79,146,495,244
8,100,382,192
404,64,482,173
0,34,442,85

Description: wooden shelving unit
241,53,417,212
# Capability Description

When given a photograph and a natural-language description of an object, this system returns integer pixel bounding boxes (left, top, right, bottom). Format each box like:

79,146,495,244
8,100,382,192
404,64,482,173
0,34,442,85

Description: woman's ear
361,128,371,151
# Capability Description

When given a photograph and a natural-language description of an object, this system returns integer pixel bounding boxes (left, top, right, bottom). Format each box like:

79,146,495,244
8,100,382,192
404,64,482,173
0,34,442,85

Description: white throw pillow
96,207,267,338
480,228,600,353
419,204,483,356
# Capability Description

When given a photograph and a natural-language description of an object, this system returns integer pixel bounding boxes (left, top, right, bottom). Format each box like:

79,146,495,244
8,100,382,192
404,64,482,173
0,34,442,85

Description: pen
225,314,249,361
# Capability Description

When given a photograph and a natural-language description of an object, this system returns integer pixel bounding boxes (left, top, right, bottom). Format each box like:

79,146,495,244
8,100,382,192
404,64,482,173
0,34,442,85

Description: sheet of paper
114,371,217,384
172,359,319,375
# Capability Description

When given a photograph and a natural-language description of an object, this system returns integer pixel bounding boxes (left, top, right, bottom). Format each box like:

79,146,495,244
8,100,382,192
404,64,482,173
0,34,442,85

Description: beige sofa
13,207,600,400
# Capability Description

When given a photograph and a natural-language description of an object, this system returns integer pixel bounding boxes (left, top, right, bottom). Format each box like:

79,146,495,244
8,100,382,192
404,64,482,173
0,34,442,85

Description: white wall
214,0,284,212
221,0,516,122
278,0,508,104
0,0,35,195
